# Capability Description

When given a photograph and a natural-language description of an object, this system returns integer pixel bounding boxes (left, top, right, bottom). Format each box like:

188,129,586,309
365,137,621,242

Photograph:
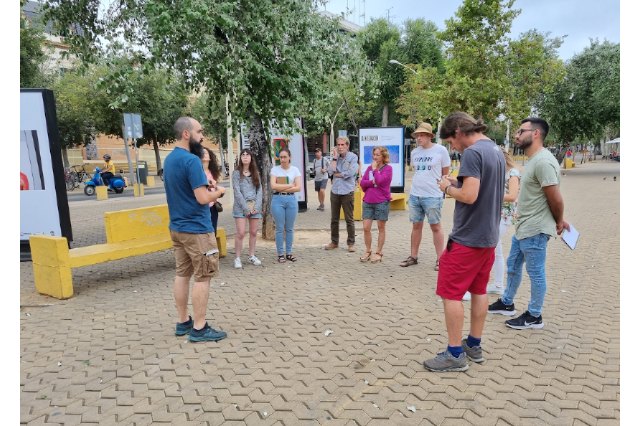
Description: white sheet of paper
561,224,580,250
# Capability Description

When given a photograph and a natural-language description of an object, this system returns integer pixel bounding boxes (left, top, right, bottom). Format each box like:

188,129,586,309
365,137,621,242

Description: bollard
96,186,108,201
133,183,145,197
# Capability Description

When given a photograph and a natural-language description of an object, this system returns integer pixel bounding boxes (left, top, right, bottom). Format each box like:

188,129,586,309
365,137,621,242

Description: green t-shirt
514,148,560,239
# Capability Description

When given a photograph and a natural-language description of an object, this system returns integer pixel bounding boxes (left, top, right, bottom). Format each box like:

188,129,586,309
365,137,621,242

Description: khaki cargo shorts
170,231,219,281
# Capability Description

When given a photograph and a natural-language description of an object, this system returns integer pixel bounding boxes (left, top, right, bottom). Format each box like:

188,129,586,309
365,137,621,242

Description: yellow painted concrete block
104,204,169,243
145,176,156,187
96,186,108,201
216,227,227,258
29,235,74,299
389,193,407,210
133,183,145,197
339,188,363,221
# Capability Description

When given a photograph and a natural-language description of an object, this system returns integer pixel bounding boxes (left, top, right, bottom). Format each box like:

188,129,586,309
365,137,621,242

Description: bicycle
64,167,79,191
71,165,89,186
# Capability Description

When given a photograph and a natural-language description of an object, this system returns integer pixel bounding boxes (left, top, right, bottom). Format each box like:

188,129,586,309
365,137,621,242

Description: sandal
286,254,297,262
278,255,286,263
399,256,418,267
370,252,383,263
360,251,372,262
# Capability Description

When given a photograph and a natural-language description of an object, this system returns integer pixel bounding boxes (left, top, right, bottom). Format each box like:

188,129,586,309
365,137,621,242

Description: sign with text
358,127,405,192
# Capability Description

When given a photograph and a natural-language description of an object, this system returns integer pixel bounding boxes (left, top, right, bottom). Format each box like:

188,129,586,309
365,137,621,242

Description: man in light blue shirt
324,136,360,252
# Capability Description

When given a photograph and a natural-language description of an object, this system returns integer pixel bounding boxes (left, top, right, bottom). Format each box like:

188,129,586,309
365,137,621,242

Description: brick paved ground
20,160,620,425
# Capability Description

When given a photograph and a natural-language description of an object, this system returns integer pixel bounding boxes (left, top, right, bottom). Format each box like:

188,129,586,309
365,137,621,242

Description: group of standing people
161,113,570,357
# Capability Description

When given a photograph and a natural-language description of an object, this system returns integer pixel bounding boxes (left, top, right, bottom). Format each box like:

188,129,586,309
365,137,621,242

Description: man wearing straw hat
399,122,451,271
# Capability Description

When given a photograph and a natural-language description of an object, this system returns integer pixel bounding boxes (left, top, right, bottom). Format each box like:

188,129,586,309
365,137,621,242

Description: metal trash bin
136,161,148,185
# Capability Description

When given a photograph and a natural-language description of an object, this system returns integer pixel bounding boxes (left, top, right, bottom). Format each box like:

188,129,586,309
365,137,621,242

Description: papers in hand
561,224,579,250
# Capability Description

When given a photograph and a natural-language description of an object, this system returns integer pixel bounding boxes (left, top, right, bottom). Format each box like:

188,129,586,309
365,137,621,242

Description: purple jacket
360,164,392,203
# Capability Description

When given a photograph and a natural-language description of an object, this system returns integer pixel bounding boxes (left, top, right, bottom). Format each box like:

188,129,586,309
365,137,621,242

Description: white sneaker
462,292,471,301
233,257,242,269
247,255,262,266
486,284,503,294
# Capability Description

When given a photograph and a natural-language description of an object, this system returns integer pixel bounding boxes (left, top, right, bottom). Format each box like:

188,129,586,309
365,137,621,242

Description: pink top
359,164,392,203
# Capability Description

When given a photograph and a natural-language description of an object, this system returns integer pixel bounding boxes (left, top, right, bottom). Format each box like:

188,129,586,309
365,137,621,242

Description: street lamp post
388,59,418,75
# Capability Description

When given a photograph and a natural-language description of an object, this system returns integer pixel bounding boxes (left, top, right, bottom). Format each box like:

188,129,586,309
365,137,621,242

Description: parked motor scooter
84,167,126,196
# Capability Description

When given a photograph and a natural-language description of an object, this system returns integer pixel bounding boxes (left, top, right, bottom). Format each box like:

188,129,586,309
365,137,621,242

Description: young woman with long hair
269,148,302,263
201,147,223,234
232,149,263,268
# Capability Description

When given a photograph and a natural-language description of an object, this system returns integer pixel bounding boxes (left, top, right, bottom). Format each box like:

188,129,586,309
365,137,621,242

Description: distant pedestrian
359,146,393,263
422,112,505,372
488,117,570,329
399,122,451,270
270,148,302,263
313,148,330,211
486,148,521,295
324,136,359,252
232,148,263,269
164,117,227,343
200,147,224,235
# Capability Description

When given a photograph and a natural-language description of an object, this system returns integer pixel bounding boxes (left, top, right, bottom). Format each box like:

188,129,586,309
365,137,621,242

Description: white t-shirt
270,165,302,185
410,144,451,197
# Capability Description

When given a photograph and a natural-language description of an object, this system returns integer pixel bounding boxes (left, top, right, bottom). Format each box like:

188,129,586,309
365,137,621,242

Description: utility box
137,161,148,185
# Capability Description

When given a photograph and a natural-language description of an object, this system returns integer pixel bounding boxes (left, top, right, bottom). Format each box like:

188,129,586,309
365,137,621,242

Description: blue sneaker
175,316,193,336
188,322,227,342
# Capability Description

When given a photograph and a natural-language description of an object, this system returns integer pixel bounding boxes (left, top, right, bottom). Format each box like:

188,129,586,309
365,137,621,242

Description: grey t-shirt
449,140,505,248
313,156,329,181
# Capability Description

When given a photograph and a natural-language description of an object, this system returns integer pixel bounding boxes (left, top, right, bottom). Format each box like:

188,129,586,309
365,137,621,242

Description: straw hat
411,122,434,138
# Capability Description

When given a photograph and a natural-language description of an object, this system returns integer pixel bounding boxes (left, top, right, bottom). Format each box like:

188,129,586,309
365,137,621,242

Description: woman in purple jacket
359,146,393,263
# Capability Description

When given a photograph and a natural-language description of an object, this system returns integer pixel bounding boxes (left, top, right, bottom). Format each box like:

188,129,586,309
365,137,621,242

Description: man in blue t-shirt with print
164,117,227,343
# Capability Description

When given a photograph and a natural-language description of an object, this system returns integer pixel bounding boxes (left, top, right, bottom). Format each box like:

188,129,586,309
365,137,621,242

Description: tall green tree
541,40,620,147
44,0,369,238
20,0,48,87
52,61,190,171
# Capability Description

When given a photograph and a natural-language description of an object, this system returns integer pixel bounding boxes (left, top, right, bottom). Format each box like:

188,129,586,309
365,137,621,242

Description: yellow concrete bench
389,193,407,210
339,189,408,220
30,204,226,299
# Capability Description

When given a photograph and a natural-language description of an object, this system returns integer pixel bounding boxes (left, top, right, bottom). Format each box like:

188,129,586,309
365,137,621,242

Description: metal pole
226,94,235,178
122,132,135,189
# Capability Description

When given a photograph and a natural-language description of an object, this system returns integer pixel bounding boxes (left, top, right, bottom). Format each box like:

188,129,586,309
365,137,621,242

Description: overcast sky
322,0,621,61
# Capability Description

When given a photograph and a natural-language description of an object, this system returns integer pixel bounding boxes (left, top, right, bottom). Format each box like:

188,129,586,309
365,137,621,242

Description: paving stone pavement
20,160,620,425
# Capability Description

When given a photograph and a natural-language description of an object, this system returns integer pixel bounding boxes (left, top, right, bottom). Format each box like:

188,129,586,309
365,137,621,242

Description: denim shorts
314,179,328,191
362,201,390,221
409,195,443,224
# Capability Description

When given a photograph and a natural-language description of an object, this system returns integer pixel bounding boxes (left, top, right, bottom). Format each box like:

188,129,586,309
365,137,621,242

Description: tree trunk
61,147,70,167
247,114,275,240
152,140,162,173
381,103,389,127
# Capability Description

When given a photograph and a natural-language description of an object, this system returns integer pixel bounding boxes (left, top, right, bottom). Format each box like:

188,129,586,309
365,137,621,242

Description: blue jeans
271,194,298,255
501,233,551,317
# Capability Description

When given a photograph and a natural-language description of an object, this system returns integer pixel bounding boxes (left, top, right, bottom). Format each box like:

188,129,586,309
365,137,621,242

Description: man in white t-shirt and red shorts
399,122,451,271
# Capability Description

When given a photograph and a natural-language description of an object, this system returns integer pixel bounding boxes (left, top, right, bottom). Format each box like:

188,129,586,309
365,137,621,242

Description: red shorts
436,240,495,301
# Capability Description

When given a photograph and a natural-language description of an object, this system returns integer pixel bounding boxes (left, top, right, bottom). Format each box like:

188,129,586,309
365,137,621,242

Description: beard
189,136,204,158
517,136,533,151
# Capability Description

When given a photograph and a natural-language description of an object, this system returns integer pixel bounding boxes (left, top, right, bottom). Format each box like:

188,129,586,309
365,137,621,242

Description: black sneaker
505,311,544,330
175,316,193,336
188,322,228,342
488,298,516,316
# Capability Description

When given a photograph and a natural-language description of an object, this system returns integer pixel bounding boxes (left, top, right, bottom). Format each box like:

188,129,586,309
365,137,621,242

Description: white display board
268,118,308,205
358,127,405,191
20,90,72,246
